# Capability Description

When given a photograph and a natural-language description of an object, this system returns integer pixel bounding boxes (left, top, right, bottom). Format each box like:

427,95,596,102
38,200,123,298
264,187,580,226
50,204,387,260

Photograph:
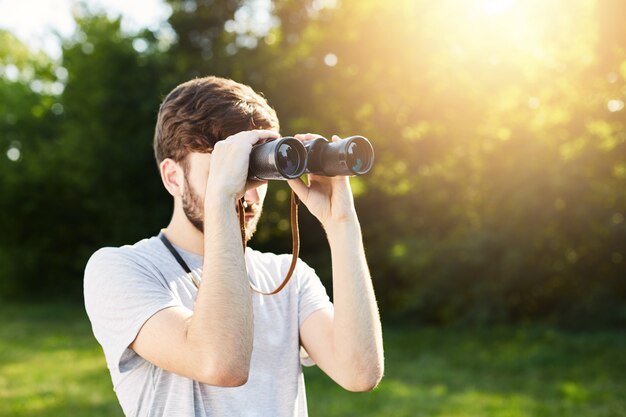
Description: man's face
181,152,267,242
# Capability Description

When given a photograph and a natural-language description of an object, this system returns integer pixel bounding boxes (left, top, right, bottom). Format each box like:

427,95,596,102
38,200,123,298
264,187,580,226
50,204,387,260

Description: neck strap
158,232,202,288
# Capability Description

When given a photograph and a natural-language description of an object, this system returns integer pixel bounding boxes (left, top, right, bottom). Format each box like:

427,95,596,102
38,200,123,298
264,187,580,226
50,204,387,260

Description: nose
244,187,261,205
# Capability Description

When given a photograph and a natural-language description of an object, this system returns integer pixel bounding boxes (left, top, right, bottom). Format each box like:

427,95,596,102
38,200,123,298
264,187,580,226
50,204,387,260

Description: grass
1,303,625,417
0,302,120,417
304,325,626,417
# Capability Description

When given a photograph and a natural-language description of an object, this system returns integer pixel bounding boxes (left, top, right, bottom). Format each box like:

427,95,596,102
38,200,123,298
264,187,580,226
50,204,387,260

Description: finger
287,178,309,201
227,129,280,145
331,134,342,142
249,129,280,144
294,133,325,142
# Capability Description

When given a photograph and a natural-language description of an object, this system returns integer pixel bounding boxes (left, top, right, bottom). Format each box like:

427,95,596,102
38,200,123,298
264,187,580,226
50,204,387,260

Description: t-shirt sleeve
84,247,181,374
296,258,333,329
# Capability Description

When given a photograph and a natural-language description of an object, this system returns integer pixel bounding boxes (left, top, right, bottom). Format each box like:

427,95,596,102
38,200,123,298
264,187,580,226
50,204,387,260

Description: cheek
194,176,208,198
186,154,212,197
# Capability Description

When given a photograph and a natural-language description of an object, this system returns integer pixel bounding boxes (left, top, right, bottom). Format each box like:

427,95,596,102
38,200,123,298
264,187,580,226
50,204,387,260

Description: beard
182,176,261,242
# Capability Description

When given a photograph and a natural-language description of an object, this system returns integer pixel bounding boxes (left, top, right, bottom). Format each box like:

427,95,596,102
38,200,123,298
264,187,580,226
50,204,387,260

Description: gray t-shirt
84,235,333,417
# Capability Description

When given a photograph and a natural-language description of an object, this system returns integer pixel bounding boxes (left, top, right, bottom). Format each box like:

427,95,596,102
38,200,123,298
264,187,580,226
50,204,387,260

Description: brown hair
153,76,279,168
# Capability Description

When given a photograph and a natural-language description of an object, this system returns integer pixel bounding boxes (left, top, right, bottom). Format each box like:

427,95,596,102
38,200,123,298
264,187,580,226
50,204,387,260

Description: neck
162,203,204,256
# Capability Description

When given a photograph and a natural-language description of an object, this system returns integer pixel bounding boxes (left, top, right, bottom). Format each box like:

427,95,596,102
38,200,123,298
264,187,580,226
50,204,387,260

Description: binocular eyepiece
248,135,375,180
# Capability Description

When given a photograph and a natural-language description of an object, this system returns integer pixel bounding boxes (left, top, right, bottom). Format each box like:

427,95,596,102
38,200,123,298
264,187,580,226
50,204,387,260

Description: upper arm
84,249,181,373
129,306,213,382
294,258,340,382
300,306,337,376
297,262,382,392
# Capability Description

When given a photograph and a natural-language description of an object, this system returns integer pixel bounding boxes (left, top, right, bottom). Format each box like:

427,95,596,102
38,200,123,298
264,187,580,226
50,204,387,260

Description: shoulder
84,236,170,294
84,236,177,312
86,236,164,272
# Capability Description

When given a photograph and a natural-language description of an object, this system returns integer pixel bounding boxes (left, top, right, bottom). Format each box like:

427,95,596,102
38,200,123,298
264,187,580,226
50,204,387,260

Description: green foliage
0,31,61,297
0,16,169,299
0,0,624,325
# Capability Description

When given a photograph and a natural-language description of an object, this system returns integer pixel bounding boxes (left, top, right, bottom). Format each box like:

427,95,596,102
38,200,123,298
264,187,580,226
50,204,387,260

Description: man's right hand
205,130,279,201
130,129,279,387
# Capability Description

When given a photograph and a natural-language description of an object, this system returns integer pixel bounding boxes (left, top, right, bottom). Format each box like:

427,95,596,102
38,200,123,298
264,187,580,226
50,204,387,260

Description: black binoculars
248,136,375,180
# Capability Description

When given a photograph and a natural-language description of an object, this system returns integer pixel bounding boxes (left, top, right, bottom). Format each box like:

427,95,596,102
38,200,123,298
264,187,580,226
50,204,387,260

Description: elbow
195,355,251,387
344,374,383,393
186,329,253,387
210,370,250,387
340,366,384,392
197,364,250,387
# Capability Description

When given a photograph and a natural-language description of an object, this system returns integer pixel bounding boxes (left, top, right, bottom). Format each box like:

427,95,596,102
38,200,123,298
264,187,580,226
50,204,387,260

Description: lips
243,208,259,220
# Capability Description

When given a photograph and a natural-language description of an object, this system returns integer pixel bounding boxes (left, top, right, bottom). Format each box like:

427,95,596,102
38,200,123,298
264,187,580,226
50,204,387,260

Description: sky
0,0,172,58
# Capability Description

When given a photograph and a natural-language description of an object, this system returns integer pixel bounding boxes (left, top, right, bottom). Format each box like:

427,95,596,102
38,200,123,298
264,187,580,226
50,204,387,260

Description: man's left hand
287,134,358,229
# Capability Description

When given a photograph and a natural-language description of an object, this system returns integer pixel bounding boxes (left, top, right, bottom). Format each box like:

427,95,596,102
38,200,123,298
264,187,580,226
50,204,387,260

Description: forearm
326,216,384,389
187,195,253,384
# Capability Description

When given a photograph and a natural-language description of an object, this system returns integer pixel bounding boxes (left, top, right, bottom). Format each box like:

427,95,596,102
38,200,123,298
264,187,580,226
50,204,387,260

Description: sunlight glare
479,0,517,15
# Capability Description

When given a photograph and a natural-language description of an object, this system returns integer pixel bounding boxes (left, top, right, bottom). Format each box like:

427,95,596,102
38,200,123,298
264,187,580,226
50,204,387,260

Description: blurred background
0,0,625,416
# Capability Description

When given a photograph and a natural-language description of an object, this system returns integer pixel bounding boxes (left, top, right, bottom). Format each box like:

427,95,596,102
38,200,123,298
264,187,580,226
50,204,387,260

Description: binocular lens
248,137,307,180
302,135,374,177
346,140,371,174
276,143,301,177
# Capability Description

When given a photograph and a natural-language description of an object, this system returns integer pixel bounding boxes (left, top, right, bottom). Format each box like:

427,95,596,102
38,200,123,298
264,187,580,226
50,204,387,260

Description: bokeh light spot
391,243,407,258
324,53,338,67
81,42,94,54
6,147,21,162
51,103,64,115
607,99,624,112
3,64,19,81
132,38,148,53
275,189,288,202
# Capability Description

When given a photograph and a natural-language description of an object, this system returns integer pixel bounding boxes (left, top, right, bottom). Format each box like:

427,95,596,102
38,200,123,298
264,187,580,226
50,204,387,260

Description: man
84,76,384,417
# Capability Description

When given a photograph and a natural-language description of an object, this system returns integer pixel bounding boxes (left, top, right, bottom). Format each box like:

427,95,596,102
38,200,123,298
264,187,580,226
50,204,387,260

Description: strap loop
239,191,300,295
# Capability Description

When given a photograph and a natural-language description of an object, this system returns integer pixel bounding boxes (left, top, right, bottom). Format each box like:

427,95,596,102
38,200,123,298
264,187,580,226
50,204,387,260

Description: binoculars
248,136,375,180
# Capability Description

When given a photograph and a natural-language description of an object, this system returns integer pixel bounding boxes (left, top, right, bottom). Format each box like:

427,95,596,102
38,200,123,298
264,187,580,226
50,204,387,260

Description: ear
159,158,185,197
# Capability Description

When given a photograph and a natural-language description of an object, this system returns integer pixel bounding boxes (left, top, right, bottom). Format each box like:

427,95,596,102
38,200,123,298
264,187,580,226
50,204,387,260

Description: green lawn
0,303,624,417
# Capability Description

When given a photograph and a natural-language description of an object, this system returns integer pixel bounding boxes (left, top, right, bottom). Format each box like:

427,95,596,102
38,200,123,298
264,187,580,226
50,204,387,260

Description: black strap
159,232,192,274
